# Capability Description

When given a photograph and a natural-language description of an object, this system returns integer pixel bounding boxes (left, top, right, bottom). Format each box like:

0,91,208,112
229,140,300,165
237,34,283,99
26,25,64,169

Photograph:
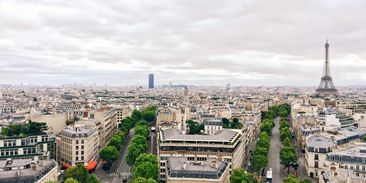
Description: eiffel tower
315,40,338,97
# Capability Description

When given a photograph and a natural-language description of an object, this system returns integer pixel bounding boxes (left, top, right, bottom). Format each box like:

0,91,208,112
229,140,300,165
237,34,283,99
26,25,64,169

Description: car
122,176,127,183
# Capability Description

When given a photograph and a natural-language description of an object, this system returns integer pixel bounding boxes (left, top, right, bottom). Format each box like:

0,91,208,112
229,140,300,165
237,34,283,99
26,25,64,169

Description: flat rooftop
168,157,225,172
161,127,239,143
306,135,334,149
0,159,58,179
328,146,366,158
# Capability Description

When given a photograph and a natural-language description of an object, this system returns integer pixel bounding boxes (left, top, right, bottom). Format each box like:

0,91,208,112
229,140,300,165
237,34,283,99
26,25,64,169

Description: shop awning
86,161,97,170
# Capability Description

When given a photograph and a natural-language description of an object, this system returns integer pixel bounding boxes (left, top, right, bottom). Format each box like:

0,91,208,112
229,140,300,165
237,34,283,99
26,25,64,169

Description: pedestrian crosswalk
107,172,132,177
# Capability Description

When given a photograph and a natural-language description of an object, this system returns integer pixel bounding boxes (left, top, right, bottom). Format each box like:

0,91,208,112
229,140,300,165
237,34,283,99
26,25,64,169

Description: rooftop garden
1,121,48,138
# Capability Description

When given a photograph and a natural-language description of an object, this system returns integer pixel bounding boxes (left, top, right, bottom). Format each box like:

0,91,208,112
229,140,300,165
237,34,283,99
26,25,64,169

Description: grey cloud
0,0,365,86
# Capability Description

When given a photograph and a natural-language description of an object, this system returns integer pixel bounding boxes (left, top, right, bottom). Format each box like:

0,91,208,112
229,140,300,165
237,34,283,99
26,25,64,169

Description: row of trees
133,153,159,183
278,104,299,174
100,106,157,167
278,104,311,183
222,117,242,129
126,121,150,165
247,106,278,180
1,121,48,137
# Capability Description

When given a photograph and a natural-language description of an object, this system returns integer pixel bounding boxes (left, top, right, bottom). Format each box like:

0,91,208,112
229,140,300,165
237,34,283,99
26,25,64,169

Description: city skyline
1,0,366,86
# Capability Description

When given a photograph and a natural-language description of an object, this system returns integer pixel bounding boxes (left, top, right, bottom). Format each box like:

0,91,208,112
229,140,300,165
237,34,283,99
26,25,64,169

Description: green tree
300,178,312,183
108,135,123,150
65,178,79,183
120,117,133,133
45,181,57,183
280,147,298,172
132,109,142,122
1,127,9,136
257,137,270,150
280,128,292,142
65,164,89,183
260,121,273,136
87,174,99,183
279,108,289,118
222,117,230,128
280,120,290,130
100,146,118,163
126,143,145,165
283,174,300,183
282,137,292,147
251,154,268,175
135,125,149,138
142,110,156,123
230,168,258,183
133,177,157,183
132,135,148,149
264,110,276,120
136,120,149,127
133,154,158,180
362,135,366,142
186,120,203,134
253,146,268,156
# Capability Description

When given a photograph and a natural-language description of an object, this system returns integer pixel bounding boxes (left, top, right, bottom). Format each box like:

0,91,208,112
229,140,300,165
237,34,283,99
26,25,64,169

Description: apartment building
305,135,335,178
94,108,120,148
203,119,222,135
158,127,245,182
321,146,366,183
0,133,56,161
0,159,59,183
317,109,355,130
58,123,99,167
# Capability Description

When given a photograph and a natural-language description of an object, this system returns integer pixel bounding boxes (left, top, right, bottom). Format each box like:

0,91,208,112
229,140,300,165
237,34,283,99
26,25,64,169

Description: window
81,156,84,160
187,157,194,161
81,151,84,155
76,151,78,155
315,154,319,160
76,140,79,144
315,162,319,168
76,146,79,150
76,157,79,161
81,145,84,149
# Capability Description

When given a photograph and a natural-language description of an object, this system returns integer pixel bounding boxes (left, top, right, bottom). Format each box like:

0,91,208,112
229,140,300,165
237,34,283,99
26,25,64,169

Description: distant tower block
315,40,338,97
148,74,154,89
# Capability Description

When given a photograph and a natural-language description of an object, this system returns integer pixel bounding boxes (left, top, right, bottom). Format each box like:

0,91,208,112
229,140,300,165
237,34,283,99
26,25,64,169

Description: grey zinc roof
161,127,238,142
327,146,366,158
306,135,335,148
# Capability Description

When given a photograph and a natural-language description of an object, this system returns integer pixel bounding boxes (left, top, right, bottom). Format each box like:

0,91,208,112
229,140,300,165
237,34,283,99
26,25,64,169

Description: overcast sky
0,0,365,87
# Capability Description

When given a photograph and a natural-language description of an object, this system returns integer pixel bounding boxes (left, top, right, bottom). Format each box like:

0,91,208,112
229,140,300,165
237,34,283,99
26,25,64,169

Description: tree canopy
186,120,204,134
1,121,48,137
65,164,99,183
230,168,258,183
133,153,158,181
100,146,118,163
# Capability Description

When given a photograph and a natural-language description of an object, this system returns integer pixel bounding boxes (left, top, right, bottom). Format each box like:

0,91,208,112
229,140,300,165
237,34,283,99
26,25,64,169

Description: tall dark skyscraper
148,74,154,89
315,40,338,97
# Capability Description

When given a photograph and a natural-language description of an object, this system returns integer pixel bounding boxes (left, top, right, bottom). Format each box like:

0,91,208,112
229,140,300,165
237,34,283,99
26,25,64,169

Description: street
95,128,135,183
265,117,286,183
147,126,157,155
